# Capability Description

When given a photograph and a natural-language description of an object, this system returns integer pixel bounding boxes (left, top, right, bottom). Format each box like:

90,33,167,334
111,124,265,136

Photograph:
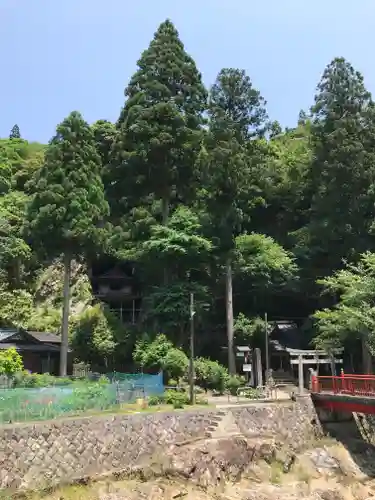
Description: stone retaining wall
0,398,317,491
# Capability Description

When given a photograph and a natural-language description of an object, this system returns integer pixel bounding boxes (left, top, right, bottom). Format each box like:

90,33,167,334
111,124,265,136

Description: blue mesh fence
0,372,164,424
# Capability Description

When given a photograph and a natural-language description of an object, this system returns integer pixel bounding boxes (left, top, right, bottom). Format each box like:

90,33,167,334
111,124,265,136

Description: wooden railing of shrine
312,373,375,397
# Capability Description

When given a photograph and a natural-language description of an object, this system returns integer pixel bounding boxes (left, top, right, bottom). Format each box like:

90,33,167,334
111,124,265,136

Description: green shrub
194,358,229,393
64,383,114,411
167,378,178,387
238,387,262,399
97,375,110,385
225,375,246,396
0,348,23,376
163,348,189,382
133,334,173,372
148,395,163,406
133,335,189,384
12,371,72,388
164,389,190,408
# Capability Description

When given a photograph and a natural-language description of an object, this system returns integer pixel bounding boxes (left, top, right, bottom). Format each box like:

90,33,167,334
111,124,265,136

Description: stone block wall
232,398,319,448
0,399,317,491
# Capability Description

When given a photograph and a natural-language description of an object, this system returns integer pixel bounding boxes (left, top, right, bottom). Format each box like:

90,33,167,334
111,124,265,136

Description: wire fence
0,372,164,425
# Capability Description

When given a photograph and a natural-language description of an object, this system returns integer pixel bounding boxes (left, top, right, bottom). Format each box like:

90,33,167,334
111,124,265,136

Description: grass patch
269,461,283,484
0,400,214,427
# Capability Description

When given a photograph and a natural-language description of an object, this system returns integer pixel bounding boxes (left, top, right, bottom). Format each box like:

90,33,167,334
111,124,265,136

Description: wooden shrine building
89,257,142,324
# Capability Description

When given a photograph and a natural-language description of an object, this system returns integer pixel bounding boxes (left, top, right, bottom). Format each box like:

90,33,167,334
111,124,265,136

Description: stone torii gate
286,348,344,396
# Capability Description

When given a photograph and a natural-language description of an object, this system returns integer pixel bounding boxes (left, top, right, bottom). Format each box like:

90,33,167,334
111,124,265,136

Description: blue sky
1,0,374,143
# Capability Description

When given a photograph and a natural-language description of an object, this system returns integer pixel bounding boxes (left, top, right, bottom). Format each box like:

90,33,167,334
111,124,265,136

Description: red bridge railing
312,373,375,397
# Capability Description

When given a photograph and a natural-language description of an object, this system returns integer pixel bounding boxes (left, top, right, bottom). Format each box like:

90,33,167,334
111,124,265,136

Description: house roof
236,346,251,352
28,331,61,344
0,328,62,351
269,320,302,352
0,328,18,342
0,343,61,352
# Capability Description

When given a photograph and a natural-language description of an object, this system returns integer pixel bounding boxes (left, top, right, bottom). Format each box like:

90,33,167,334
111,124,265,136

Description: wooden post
298,354,304,396
264,312,269,381
255,348,263,387
330,354,336,376
340,368,344,393
250,359,254,386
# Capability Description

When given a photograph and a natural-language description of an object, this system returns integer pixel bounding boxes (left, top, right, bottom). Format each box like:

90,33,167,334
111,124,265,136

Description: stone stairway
204,410,242,439
272,370,297,386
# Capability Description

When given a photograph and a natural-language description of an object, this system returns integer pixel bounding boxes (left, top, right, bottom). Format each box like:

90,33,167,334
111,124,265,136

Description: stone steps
205,410,242,439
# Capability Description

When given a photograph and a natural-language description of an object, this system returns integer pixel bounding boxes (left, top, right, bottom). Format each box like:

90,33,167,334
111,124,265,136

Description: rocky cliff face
41,435,375,500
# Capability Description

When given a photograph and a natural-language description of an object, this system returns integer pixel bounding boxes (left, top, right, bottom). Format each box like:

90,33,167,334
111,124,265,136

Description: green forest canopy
1,19,375,372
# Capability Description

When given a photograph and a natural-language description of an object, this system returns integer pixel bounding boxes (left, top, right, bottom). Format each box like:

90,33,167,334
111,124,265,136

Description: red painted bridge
311,373,375,414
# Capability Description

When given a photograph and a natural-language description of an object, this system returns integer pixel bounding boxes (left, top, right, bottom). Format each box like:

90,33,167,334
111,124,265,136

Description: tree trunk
161,196,169,225
361,337,372,374
225,257,236,374
60,253,71,377
162,195,170,284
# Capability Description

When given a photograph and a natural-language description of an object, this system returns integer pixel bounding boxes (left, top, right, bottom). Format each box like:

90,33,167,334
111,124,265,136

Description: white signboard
242,364,252,372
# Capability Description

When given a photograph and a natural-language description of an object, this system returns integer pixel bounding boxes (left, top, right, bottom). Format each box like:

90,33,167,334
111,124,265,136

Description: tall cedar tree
108,19,207,224
9,124,21,140
26,112,109,375
307,57,375,275
91,120,117,171
204,68,268,373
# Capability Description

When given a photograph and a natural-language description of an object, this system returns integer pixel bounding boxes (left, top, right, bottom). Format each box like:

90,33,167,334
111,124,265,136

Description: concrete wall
0,399,317,491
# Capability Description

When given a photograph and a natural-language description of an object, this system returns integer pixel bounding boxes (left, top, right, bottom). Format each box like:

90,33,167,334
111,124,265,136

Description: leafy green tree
194,357,229,393
235,233,297,285
234,313,266,344
0,138,45,192
0,287,33,327
26,111,109,375
133,334,188,380
202,68,268,373
0,192,31,287
232,234,297,347
162,348,188,382
0,162,11,195
139,206,212,343
9,124,21,140
108,19,207,225
133,334,173,371
91,120,116,171
262,122,312,244
269,120,282,138
303,57,375,276
72,304,123,370
313,252,375,372
297,110,307,126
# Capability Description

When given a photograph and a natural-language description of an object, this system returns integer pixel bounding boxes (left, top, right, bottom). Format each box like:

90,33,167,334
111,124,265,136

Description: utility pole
265,312,269,381
189,291,195,405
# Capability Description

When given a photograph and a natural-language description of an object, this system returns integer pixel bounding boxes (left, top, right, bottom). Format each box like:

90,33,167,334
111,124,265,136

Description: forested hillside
2,19,375,374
